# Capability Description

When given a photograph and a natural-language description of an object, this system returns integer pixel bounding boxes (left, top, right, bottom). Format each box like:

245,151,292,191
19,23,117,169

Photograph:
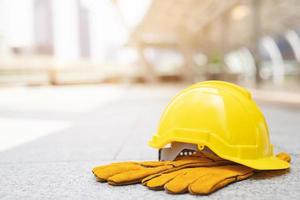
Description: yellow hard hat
149,81,290,170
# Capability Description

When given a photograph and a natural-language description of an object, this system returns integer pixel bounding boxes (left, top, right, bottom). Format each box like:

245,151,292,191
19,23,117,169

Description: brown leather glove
92,152,232,185
142,152,291,195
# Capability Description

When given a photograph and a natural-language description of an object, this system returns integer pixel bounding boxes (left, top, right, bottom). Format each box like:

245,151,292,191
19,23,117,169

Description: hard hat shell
149,81,289,170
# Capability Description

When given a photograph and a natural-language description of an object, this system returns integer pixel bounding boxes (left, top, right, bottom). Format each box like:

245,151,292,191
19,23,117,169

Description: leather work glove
142,152,291,195
92,152,232,185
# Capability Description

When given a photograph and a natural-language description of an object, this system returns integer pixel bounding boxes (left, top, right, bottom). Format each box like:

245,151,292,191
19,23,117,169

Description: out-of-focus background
0,0,300,88
0,1,300,199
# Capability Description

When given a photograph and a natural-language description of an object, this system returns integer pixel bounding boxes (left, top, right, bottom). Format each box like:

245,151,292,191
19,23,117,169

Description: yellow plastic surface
148,81,290,170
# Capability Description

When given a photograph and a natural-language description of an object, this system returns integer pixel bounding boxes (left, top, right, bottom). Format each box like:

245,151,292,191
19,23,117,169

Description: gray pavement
0,85,299,200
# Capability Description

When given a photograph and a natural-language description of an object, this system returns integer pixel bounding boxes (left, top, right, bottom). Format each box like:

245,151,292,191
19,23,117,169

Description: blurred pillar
180,46,195,82
136,44,157,82
78,0,90,58
88,1,106,62
285,30,300,63
218,11,230,76
52,0,80,62
33,0,53,54
241,48,256,83
179,29,196,82
251,0,262,85
238,48,256,85
261,36,284,84
88,1,128,62
220,12,230,56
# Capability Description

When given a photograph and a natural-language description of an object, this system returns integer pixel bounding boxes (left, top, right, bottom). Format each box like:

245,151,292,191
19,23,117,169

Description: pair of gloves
92,152,290,195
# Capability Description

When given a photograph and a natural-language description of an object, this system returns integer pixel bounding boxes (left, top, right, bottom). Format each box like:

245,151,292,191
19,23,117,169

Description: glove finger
140,161,172,167
108,165,173,185
188,165,254,195
140,156,216,168
92,162,142,181
164,168,204,194
188,173,234,195
142,160,229,186
171,157,232,167
276,152,291,163
143,169,187,190
198,151,227,162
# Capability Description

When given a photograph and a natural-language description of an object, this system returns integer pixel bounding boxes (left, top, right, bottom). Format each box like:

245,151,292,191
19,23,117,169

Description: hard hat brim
227,155,290,170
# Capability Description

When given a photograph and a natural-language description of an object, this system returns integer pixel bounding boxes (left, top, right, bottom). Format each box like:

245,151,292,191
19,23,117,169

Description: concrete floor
0,85,299,200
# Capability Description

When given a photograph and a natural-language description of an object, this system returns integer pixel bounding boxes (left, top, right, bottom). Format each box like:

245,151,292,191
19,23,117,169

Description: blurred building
130,0,300,87
0,0,299,88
